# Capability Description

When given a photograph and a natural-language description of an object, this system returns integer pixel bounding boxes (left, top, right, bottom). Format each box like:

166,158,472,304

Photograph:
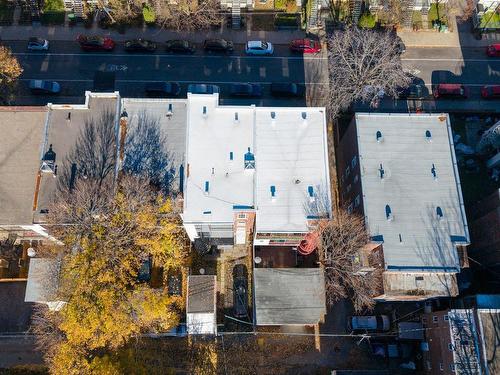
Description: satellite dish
254,256,262,264
27,248,36,257
199,268,205,275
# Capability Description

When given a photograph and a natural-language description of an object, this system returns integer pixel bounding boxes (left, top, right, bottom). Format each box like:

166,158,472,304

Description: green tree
358,12,376,28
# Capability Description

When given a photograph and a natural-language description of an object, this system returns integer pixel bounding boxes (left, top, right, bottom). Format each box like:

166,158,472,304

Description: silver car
28,38,49,51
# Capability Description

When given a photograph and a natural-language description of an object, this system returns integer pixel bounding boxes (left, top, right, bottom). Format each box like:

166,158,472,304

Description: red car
290,38,321,54
486,43,500,57
481,85,500,99
433,84,469,99
77,35,115,51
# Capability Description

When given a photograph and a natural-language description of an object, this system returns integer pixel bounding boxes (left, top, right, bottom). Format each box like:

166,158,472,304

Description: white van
348,315,391,332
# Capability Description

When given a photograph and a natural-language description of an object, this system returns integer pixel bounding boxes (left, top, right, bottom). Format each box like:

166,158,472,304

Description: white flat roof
183,94,255,224
355,113,469,271
254,108,330,232
182,94,330,234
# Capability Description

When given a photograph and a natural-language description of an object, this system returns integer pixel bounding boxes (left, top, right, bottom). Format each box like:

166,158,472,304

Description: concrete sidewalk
0,23,306,44
398,16,500,48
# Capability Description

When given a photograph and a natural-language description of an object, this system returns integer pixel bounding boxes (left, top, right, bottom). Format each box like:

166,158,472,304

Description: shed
186,275,217,335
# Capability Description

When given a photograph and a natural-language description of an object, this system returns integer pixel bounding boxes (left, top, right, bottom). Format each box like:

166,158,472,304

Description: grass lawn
428,3,447,25
479,11,500,29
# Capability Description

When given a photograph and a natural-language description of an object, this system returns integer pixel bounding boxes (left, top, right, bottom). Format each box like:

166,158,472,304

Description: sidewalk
398,16,500,48
0,23,307,44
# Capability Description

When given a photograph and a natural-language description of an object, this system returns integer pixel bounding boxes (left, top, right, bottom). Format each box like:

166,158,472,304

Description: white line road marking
13,52,328,60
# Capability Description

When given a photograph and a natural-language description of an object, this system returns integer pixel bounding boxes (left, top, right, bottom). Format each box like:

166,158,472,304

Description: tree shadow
123,110,175,195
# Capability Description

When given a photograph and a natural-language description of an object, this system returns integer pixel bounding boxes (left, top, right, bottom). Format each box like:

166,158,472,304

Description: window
354,195,361,207
433,316,438,323
351,156,357,168
354,174,359,184
448,343,454,351
444,315,449,321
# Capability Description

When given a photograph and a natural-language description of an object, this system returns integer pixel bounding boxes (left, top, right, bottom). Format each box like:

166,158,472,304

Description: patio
254,246,318,268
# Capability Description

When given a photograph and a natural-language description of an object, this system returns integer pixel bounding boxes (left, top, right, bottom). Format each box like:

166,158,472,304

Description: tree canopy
33,177,187,374
0,46,23,103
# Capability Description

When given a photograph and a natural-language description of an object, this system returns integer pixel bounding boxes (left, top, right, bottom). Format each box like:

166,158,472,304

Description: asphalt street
3,40,500,111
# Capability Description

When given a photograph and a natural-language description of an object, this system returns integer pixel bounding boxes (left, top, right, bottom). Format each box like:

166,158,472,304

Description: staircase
231,0,241,29
400,0,416,29
350,0,362,25
63,0,84,17
308,0,319,28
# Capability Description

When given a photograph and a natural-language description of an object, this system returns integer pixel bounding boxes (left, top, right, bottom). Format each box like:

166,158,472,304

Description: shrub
358,12,376,29
142,4,155,24
274,14,299,27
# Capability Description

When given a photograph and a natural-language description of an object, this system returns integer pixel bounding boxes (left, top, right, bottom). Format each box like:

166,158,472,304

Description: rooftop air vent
66,112,71,123
431,163,437,180
202,106,207,118
204,181,210,195
234,112,239,124
308,186,315,203
166,103,173,117
244,147,255,170
229,152,234,161
376,130,383,142
271,111,276,120
301,112,307,120
270,185,276,201
379,163,385,179
425,130,432,142
385,204,393,221
436,206,443,220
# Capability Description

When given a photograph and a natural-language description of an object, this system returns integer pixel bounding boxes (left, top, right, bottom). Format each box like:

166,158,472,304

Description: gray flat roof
35,94,119,221
187,275,216,314
0,107,47,225
254,268,325,325
355,113,469,272
121,98,187,192
25,258,61,303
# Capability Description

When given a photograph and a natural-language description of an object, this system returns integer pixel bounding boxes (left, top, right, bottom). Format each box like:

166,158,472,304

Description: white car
348,315,391,332
27,37,49,51
245,40,274,55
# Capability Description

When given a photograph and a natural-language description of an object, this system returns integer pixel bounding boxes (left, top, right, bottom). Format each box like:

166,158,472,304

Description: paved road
0,336,44,368
3,40,500,111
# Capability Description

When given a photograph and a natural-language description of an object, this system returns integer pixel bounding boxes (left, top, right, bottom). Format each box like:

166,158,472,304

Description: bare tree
152,0,223,31
326,27,411,119
317,210,383,312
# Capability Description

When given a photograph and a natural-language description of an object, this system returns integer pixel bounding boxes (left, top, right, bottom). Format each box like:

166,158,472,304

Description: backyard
41,0,65,25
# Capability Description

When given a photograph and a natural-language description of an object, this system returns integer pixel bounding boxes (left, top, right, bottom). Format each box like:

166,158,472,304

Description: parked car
165,39,196,54
233,264,248,319
77,35,115,51
27,37,49,51
188,83,220,94
245,40,274,55
124,39,157,52
29,80,61,94
270,83,305,97
203,39,233,52
229,83,262,97
289,38,321,54
348,315,391,332
481,85,500,99
433,83,469,99
145,82,181,97
397,84,428,99
486,43,500,57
